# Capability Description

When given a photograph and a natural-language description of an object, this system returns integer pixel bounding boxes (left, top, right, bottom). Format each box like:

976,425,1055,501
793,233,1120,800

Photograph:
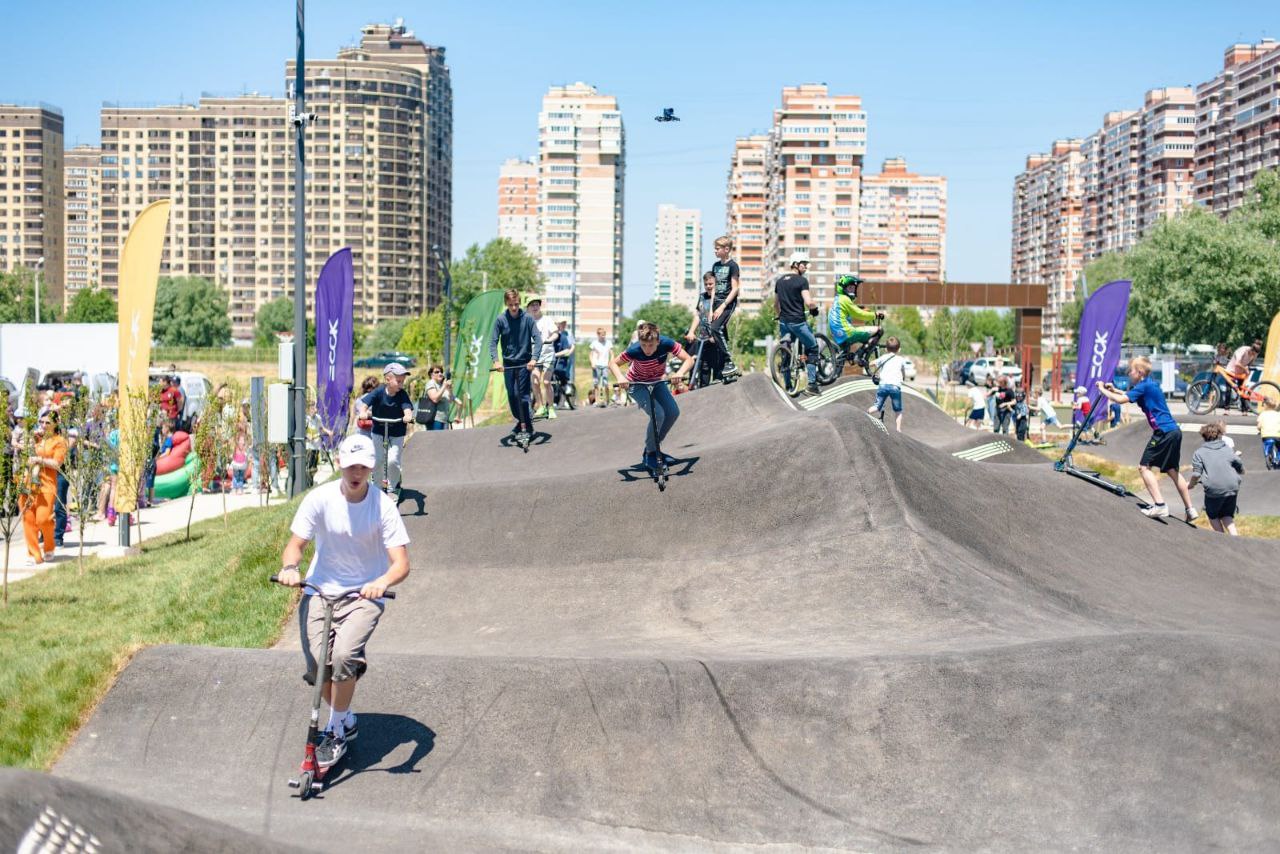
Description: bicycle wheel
1185,379,1219,415
770,342,805,397
814,334,840,386
1253,381,1280,412
563,380,576,411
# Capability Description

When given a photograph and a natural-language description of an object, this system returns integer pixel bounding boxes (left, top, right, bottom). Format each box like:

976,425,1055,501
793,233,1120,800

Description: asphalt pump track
17,374,1279,851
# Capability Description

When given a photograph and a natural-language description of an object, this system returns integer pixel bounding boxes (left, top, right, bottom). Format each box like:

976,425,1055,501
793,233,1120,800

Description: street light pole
432,245,452,376
288,0,310,498
33,257,44,324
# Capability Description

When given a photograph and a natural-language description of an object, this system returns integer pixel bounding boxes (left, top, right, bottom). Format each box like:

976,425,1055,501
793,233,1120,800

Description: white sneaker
1142,504,1170,518
1185,507,1199,523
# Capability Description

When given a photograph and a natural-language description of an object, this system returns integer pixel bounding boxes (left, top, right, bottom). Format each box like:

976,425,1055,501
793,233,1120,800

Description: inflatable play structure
152,430,200,499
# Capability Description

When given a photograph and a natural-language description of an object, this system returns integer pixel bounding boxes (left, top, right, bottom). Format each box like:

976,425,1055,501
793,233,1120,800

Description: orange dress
22,433,68,562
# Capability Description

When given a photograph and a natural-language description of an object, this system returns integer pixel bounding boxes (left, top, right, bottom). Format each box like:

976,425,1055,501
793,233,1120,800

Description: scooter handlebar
270,575,397,600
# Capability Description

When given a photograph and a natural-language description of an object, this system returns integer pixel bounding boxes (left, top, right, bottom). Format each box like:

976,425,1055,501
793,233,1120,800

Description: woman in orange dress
22,409,69,565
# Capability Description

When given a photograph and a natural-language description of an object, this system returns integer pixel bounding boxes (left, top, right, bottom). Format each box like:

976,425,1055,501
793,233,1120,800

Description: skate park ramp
50,374,1280,851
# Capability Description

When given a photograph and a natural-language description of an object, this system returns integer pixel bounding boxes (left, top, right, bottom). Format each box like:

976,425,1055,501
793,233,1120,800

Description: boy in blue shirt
1097,355,1197,521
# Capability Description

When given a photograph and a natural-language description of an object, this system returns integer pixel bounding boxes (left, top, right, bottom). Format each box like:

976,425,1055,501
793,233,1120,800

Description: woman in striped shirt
612,321,695,472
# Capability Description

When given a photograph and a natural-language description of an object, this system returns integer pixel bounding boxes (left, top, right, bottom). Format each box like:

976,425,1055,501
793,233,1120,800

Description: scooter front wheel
295,770,314,800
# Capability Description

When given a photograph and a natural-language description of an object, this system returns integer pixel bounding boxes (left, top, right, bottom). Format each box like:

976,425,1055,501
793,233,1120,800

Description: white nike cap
337,434,377,469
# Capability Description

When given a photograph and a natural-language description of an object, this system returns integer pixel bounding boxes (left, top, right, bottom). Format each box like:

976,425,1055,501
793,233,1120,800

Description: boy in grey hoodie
1188,421,1244,535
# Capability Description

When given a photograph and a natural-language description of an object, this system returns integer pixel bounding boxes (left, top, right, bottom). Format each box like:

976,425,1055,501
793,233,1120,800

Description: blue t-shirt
360,386,413,438
1126,378,1177,434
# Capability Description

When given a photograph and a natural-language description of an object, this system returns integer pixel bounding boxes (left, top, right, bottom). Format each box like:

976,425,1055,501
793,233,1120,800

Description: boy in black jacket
490,289,544,439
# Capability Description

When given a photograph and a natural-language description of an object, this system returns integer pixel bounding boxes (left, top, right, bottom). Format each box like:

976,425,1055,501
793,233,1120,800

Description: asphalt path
1083,410,1280,514
36,374,1280,851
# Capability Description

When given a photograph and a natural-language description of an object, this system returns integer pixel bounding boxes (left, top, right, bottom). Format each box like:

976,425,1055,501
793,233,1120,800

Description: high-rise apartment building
1012,140,1084,350
537,82,624,336
726,134,768,312
64,145,101,298
1137,87,1196,234
858,157,946,282
497,157,538,257
287,21,452,326
652,204,701,308
99,96,289,335
0,104,64,306
91,21,450,339
1195,39,1280,214
763,85,867,304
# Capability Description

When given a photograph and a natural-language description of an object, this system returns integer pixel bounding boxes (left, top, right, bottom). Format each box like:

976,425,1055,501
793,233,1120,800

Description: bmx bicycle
550,369,576,411
270,576,396,801
369,416,406,496
770,318,833,398
1186,364,1280,416
681,315,731,391
816,312,885,386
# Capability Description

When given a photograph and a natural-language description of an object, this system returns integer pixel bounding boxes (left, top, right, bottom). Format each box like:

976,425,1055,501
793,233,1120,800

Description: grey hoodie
1191,438,1243,497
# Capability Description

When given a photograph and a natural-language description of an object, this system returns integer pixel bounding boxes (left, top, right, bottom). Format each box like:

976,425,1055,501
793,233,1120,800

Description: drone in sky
654,107,680,123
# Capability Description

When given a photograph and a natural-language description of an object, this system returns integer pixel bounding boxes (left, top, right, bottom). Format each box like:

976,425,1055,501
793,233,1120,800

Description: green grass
0,499,304,769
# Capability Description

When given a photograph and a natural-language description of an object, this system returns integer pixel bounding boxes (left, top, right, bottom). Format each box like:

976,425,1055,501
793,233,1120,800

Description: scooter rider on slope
490,288,544,441
611,321,695,472
275,434,411,770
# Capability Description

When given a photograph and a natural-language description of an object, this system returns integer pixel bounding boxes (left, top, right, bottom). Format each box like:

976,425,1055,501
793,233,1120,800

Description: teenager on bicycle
275,434,411,769
611,321,695,471
827,274,883,369
1224,339,1264,413
685,271,728,384
490,288,543,439
775,251,823,398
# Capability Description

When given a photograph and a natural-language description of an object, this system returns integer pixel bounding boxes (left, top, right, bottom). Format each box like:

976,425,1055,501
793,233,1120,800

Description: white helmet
789,250,810,268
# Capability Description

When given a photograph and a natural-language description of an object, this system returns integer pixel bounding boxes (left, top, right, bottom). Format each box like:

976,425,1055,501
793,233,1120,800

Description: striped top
620,336,685,382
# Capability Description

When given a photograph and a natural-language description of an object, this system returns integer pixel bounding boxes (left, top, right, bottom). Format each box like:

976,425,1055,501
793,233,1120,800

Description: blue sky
4,1,1276,311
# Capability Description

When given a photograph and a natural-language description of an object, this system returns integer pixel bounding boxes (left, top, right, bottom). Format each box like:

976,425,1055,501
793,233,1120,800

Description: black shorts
1139,429,1182,471
1204,492,1238,520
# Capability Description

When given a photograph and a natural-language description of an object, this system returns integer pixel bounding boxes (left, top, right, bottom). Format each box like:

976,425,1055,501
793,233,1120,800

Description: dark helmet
836,274,863,296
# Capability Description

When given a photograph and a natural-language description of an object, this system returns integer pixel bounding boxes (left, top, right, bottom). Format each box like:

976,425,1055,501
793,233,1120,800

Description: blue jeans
54,473,69,545
427,421,447,431
503,363,533,429
874,384,903,413
630,382,679,455
778,321,818,385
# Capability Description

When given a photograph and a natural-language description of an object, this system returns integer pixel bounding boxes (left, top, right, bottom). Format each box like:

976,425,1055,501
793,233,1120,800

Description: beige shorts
299,594,384,684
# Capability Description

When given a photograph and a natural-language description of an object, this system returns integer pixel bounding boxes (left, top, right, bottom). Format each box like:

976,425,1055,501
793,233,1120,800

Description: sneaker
341,713,358,741
660,452,678,466
1185,507,1200,523
315,734,347,768
1142,504,1169,518
722,361,742,379
642,451,658,472
546,407,558,420
803,385,823,398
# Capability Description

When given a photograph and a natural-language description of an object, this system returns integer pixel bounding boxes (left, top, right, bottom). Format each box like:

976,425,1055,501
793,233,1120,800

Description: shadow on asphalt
616,455,701,484
397,488,427,518
321,713,437,795
496,431,552,451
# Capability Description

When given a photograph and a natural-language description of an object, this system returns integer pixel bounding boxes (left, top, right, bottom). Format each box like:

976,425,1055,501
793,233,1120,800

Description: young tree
398,308,445,364
616,301,694,347
448,239,543,317
366,317,411,352
56,396,115,574
0,390,33,606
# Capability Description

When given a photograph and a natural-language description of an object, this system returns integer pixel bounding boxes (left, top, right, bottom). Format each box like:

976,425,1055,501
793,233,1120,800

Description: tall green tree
448,239,543,317
398,308,445,365
254,296,294,347
153,277,233,347
729,301,778,355
366,317,411,351
616,300,694,346
64,286,117,323
0,270,61,323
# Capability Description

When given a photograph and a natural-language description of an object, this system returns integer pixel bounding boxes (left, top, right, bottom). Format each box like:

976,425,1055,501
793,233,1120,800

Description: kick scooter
369,416,403,496
627,378,678,491
270,575,396,800
490,365,535,451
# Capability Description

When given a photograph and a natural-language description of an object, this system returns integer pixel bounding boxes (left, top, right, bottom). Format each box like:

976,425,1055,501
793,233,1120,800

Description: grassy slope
0,499,302,769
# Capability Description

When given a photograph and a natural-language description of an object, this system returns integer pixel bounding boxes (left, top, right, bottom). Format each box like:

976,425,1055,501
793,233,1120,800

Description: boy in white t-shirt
967,383,988,429
589,328,612,407
276,433,411,769
1037,390,1061,442
868,337,907,432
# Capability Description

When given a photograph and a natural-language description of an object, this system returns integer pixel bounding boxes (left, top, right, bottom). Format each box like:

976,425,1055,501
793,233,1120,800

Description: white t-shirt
290,480,410,597
1226,345,1253,376
1037,393,1057,421
537,316,558,344
968,386,987,410
589,338,610,367
875,353,906,387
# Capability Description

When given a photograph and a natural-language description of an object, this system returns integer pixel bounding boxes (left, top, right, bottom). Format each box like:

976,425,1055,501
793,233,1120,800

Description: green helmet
836,274,863,296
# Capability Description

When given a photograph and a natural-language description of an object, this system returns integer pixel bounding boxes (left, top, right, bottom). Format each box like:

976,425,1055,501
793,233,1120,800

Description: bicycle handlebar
370,415,404,423
270,574,397,600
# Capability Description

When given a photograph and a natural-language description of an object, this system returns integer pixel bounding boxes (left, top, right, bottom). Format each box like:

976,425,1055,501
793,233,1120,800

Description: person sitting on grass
1096,355,1197,521
1188,420,1243,536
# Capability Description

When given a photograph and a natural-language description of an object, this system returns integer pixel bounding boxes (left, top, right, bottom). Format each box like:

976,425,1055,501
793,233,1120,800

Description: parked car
901,357,917,382
353,351,418,369
968,357,1023,386
954,359,975,385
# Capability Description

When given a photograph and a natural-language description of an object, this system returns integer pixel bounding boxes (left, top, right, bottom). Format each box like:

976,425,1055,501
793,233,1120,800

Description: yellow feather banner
1264,311,1280,387
114,199,171,515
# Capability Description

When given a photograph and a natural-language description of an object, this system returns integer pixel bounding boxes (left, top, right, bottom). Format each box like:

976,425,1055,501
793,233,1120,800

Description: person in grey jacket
490,288,544,437
1188,420,1244,535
